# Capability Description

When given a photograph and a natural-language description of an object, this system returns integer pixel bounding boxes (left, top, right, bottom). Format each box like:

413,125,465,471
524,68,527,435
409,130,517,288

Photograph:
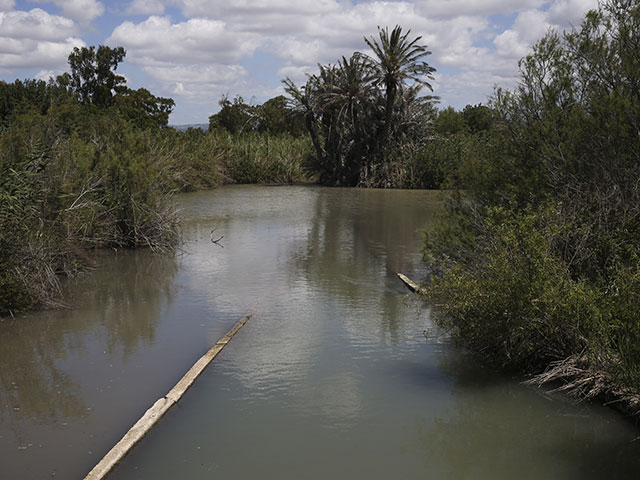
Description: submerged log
84,312,253,480
396,272,425,295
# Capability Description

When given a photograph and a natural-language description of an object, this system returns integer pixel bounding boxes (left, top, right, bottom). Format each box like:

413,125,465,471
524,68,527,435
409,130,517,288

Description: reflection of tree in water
404,351,640,479
0,250,177,431
290,188,437,340
0,316,88,445
79,250,178,360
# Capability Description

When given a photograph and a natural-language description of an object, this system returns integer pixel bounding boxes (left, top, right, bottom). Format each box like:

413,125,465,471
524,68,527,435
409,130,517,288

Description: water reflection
79,251,178,359
291,188,437,342
0,322,87,440
405,352,640,479
0,250,177,479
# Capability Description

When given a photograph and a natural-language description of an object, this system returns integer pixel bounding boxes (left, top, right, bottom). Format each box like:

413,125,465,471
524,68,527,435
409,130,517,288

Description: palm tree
283,76,324,164
359,25,436,147
319,55,378,183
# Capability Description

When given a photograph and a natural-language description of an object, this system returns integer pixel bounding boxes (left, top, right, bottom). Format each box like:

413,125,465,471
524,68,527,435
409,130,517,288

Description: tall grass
220,132,312,184
0,106,179,314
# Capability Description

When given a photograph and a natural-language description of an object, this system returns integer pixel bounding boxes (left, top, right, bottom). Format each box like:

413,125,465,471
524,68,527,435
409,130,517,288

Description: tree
283,76,324,165
115,87,175,128
0,79,71,130
461,104,495,134
360,25,436,146
434,106,465,135
283,28,437,186
66,45,126,107
208,95,256,134
255,95,304,136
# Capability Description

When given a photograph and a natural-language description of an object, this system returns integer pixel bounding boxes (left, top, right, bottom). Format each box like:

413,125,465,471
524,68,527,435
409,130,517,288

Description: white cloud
277,65,314,84
513,9,551,44
0,0,15,11
125,0,165,15
548,0,598,28
173,81,184,94
0,9,84,72
57,0,104,22
176,0,338,19
29,0,105,22
35,69,54,80
415,0,545,18
494,29,528,59
144,64,247,85
0,8,75,40
108,16,260,65
0,37,85,70
493,0,598,65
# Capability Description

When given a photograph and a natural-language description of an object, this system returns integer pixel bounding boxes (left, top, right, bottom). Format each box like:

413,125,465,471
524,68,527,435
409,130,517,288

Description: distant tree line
1,45,174,131
208,94,305,136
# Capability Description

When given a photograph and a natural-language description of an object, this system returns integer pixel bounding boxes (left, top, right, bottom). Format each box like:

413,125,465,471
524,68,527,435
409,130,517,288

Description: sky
0,0,598,125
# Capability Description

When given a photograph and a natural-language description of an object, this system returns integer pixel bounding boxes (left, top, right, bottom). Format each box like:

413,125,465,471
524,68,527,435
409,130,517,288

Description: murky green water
1,185,640,480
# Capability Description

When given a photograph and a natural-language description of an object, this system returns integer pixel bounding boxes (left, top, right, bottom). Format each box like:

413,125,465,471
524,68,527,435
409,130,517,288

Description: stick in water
84,312,253,480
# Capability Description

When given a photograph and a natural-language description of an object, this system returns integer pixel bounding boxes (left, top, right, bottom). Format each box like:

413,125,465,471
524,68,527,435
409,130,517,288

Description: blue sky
1,0,597,124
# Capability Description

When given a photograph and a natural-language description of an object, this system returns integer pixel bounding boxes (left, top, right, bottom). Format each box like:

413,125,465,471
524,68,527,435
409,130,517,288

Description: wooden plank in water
84,312,253,480
396,272,425,294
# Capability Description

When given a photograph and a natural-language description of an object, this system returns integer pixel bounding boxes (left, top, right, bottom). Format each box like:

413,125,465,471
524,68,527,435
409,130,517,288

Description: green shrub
425,206,598,370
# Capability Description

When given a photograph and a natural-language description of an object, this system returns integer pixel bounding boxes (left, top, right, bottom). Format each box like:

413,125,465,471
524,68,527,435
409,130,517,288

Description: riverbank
419,1,640,419
399,272,640,422
0,103,313,316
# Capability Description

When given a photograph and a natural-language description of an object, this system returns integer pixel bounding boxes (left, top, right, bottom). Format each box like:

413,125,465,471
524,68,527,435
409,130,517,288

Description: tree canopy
64,45,127,107
208,94,304,136
284,25,437,186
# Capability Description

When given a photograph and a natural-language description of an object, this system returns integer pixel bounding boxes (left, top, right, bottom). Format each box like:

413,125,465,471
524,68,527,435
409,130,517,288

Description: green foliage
434,107,465,135
423,0,640,392
208,94,304,136
425,206,597,370
222,133,311,184
209,95,255,134
283,25,437,187
115,87,175,128
0,79,71,130
0,104,181,315
65,45,126,107
255,95,305,136
462,104,495,134
362,25,436,148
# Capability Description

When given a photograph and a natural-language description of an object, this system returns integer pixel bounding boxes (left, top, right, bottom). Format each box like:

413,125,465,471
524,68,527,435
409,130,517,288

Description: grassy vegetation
422,0,640,408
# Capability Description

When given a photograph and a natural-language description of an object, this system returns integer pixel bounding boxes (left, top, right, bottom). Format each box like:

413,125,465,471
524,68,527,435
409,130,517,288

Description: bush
0,106,180,314
423,0,640,396
424,206,597,370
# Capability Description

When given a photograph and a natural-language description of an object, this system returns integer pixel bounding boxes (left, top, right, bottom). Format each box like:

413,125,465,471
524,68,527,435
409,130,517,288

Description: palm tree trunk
305,114,324,166
380,82,397,149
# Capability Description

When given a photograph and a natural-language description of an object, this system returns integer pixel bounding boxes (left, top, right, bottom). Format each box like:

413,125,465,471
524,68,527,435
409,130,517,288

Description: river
1,185,639,479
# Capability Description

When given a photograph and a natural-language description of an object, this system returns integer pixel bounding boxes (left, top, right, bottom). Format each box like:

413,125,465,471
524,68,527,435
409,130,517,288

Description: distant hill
171,123,208,131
